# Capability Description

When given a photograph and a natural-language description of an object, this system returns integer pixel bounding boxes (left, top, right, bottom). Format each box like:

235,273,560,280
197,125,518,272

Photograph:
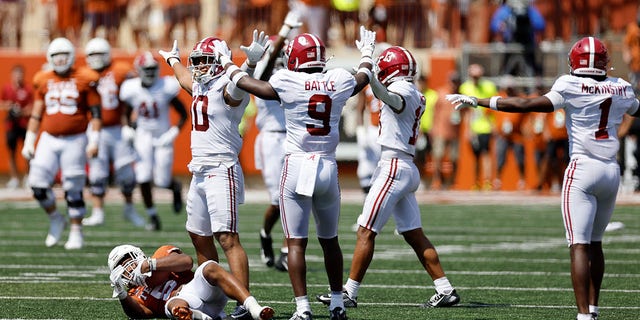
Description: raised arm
159,40,193,95
352,26,376,96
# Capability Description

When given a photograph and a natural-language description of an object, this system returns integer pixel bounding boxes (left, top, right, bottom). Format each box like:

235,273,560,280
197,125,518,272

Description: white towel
295,154,320,197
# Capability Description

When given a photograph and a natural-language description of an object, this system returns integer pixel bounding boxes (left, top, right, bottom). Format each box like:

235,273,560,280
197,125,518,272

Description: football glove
159,40,180,66
279,11,303,37
240,29,269,66
153,126,179,147
445,94,478,111
355,26,376,58
109,265,128,299
21,131,37,160
129,258,151,287
213,41,232,67
121,125,136,144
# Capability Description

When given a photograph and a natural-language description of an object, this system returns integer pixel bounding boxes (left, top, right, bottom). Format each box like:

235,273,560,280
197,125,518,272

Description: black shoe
172,181,183,214
146,215,161,231
274,252,288,272
329,307,347,320
260,234,274,267
230,305,252,320
423,289,460,308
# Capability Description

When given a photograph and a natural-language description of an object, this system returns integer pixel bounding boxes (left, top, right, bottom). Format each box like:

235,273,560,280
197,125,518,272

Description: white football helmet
108,244,146,272
47,37,75,75
85,37,112,71
133,51,159,87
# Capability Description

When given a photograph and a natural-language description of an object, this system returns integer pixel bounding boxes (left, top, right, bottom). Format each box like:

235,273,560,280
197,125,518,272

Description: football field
1,189,639,320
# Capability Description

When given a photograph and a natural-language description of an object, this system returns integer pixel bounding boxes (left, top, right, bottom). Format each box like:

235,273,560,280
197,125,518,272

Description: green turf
1,200,638,319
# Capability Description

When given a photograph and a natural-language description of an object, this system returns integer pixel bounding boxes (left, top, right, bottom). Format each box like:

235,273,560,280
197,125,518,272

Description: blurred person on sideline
317,45,460,310
218,26,376,320
22,37,102,250
119,51,188,231
288,0,331,44
459,63,497,190
1,64,33,189
253,13,303,273
447,36,640,320
415,74,438,189
492,75,526,190
157,28,271,319
430,71,462,189
81,38,146,228
108,244,274,320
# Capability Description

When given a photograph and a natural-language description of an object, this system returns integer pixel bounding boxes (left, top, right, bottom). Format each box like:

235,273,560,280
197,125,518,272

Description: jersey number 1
595,98,611,140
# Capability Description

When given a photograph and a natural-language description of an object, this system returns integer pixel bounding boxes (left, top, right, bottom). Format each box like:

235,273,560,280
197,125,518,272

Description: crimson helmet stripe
309,34,322,61
399,46,416,74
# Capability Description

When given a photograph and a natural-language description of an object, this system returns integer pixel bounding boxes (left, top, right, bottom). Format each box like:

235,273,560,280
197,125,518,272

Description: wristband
357,67,372,81
147,258,157,271
359,56,374,66
231,71,249,86
168,57,180,67
489,96,501,110
278,25,291,38
225,64,241,77
87,130,100,146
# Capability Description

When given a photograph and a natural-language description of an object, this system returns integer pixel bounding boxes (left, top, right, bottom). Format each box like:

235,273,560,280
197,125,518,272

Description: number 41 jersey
545,74,640,162
270,68,356,155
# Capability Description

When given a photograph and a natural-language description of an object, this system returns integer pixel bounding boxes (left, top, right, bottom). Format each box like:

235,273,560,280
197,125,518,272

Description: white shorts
280,154,341,239
357,156,422,234
134,129,174,187
164,260,228,319
185,162,245,236
89,125,137,182
28,131,87,191
562,157,619,245
254,131,286,205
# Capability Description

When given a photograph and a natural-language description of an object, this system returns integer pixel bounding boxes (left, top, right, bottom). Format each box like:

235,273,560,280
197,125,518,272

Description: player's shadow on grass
458,301,512,308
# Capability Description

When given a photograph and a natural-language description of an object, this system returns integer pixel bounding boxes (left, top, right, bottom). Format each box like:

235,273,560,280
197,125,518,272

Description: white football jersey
255,97,286,132
189,76,249,159
269,68,356,154
377,81,426,156
119,76,180,133
545,75,640,162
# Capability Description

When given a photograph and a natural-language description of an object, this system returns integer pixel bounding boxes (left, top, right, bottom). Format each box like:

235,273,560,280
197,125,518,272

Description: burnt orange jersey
33,67,101,136
128,245,194,318
97,61,134,126
495,112,525,143
546,109,568,141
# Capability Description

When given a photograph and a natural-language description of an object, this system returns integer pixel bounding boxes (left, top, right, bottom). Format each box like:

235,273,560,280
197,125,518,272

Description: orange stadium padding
0,49,541,191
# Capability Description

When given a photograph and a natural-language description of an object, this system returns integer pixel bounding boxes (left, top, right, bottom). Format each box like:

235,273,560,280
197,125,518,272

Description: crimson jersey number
139,101,159,119
594,97,611,140
191,95,209,131
306,94,332,136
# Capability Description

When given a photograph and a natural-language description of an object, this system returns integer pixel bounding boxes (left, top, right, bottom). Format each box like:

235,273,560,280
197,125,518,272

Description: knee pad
65,190,85,209
32,187,55,208
90,178,108,197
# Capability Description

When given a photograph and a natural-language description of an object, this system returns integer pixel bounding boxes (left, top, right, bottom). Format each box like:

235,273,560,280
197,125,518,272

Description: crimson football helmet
568,36,609,76
284,33,326,71
188,37,231,83
375,46,418,85
133,51,159,87
47,37,75,75
85,37,111,71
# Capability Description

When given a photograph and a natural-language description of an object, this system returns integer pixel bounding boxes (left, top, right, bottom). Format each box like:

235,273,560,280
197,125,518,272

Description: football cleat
274,252,288,272
329,307,347,320
82,212,104,226
64,229,84,250
316,290,357,308
424,289,460,308
260,233,274,267
146,215,161,231
289,311,312,320
230,305,252,320
45,213,67,247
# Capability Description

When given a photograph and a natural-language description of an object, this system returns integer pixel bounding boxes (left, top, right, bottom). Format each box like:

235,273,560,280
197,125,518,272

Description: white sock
243,296,261,319
91,207,104,218
589,305,598,315
577,313,593,320
69,223,82,233
329,291,345,310
344,278,360,299
433,277,454,294
294,296,310,314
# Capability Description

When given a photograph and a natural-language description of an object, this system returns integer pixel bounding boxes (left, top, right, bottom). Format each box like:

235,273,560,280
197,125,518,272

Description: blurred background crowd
2,0,640,193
